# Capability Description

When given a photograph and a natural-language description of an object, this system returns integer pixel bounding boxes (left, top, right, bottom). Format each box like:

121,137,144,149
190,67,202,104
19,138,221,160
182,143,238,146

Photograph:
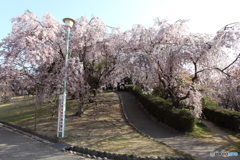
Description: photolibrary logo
210,151,238,157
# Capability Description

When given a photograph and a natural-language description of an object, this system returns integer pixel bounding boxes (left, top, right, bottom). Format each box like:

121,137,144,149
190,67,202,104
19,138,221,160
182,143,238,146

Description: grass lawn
0,92,188,157
186,120,214,138
0,95,36,128
186,119,240,152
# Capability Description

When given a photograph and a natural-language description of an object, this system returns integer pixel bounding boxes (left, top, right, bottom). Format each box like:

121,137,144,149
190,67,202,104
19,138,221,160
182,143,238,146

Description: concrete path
0,125,84,160
201,119,229,138
117,91,239,160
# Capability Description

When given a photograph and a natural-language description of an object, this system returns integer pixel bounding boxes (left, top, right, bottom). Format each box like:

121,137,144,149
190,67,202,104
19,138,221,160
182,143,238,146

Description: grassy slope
0,92,188,157
187,119,240,152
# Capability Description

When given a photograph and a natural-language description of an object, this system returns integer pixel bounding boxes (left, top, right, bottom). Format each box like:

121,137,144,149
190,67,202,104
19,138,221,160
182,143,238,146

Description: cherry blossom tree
114,19,216,118
0,66,16,103
210,22,240,111
114,19,240,118
1,10,239,120
70,17,122,91
214,64,240,111
0,10,121,117
0,11,81,121
63,16,122,116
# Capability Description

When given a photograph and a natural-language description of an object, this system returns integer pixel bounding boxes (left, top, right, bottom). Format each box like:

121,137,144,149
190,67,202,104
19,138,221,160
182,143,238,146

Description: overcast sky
0,0,240,40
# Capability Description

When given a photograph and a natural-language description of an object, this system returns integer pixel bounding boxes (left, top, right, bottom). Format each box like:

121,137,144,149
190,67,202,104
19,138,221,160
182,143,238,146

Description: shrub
202,97,240,131
127,85,194,132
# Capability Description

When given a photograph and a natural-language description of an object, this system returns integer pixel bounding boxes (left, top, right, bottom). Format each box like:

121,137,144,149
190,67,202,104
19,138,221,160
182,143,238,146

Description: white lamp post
57,18,75,138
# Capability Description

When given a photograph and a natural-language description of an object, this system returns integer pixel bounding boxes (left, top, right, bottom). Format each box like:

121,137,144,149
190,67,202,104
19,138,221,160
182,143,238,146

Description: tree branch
214,53,240,77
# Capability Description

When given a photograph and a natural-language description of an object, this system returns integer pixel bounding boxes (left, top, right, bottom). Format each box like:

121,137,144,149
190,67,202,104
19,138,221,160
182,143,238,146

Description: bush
127,85,194,132
202,97,240,131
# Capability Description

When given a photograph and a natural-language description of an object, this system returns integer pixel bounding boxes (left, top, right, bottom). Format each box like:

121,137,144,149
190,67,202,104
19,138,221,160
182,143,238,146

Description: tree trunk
34,94,38,131
51,95,58,119
169,94,183,109
74,102,83,117
91,89,96,97
70,94,76,100
172,100,182,109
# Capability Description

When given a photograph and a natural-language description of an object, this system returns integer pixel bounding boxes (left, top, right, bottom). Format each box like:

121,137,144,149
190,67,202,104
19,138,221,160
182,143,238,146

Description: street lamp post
57,18,75,138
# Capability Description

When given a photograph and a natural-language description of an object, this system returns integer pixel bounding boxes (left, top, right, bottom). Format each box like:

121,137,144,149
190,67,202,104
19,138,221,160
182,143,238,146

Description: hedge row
126,85,194,132
202,98,240,131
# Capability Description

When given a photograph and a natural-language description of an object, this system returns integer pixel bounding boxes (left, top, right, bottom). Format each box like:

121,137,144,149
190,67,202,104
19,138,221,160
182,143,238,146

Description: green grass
186,119,240,152
186,120,213,138
0,96,35,124
0,95,76,126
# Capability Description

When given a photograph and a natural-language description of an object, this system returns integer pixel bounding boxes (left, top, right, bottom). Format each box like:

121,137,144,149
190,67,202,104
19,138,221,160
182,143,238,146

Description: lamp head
63,18,75,28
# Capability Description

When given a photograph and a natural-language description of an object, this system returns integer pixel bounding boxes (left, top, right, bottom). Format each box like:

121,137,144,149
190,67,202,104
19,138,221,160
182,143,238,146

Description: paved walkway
117,91,239,160
0,124,85,160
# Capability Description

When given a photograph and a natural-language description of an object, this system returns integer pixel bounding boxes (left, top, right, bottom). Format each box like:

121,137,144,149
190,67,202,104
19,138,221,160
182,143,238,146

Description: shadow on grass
187,119,240,152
